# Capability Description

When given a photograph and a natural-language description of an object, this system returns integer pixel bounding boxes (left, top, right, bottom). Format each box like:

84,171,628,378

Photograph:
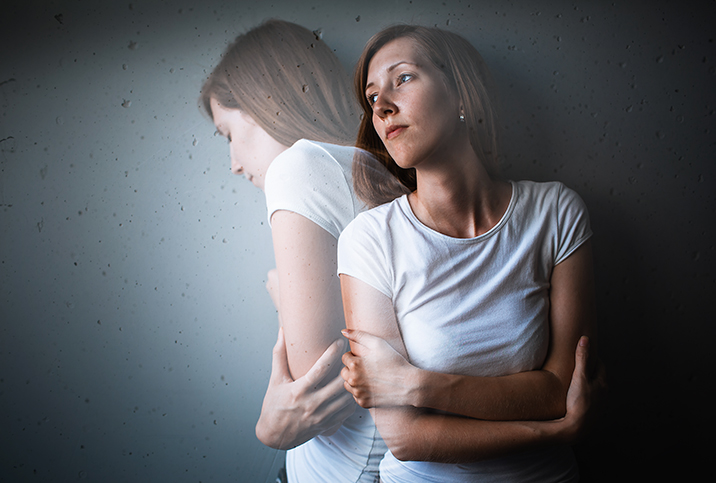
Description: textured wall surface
1,1,713,481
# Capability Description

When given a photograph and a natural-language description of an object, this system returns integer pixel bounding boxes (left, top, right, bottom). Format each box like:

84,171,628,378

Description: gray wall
1,1,713,481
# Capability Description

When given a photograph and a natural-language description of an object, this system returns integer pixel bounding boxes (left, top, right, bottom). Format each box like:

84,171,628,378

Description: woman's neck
408,154,511,239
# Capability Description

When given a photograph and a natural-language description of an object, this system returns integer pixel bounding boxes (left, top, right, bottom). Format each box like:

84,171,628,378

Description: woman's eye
397,73,413,85
367,93,378,106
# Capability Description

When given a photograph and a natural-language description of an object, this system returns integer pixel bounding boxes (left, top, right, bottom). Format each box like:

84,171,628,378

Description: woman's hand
255,328,356,450
551,336,608,444
340,329,418,408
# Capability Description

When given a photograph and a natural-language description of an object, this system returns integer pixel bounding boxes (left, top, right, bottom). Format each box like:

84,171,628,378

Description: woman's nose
373,92,395,119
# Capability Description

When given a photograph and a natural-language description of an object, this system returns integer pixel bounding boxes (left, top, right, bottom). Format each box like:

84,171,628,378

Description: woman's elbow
380,430,428,461
386,439,421,462
376,409,431,461
255,419,293,450
255,421,279,449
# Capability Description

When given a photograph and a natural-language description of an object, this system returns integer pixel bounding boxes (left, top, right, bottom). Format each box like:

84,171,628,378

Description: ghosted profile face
365,37,463,170
210,97,288,189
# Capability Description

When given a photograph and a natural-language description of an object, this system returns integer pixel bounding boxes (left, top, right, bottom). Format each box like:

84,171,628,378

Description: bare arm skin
342,241,597,422
254,210,356,449
270,210,346,379
265,268,281,315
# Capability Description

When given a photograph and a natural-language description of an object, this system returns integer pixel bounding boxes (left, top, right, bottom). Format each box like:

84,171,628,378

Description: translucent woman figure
200,20,391,482
338,25,600,482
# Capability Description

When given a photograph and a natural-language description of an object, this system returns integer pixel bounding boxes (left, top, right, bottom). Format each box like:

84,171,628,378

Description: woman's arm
255,328,356,449
270,209,347,378
341,273,602,462
341,240,597,421
254,209,356,448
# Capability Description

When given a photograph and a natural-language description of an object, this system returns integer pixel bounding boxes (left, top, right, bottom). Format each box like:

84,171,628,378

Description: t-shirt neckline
398,180,517,242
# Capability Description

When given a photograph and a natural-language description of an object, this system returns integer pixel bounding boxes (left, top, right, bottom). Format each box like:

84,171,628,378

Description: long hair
353,25,501,206
200,19,358,146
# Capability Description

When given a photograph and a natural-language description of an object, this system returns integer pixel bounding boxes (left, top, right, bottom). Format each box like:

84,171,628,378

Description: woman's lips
386,125,406,140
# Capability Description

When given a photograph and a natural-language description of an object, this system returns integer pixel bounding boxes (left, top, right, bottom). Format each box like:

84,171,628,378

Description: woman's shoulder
269,139,337,170
267,140,358,188
359,194,406,220
514,180,586,209
343,195,406,237
515,179,565,195
265,140,363,237
266,140,355,188
512,180,591,244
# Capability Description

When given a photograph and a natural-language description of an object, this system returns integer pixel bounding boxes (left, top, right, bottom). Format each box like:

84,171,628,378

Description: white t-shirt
264,139,386,483
337,180,591,483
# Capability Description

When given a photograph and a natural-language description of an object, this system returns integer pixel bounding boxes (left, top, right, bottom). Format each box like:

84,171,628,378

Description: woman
337,25,597,481
200,20,390,482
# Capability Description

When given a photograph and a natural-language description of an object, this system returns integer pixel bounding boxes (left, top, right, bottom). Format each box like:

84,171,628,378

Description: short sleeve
337,213,393,299
264,140,357,240
554,183,593,265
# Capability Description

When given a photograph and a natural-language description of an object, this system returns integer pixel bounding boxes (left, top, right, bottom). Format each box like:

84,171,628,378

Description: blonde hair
201,19,359,146
353,25,501,206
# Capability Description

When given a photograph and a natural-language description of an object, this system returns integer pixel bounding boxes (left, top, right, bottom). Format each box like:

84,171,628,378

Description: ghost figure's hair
201,19,358,147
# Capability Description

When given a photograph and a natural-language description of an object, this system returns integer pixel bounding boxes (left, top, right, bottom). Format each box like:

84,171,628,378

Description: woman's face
365,37,463,170
210,97,288,190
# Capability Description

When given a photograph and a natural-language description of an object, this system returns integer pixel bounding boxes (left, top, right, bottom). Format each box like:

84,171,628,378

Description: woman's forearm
375,406,563,463
378,336,600,463
342,330,567,421
412,367,567,420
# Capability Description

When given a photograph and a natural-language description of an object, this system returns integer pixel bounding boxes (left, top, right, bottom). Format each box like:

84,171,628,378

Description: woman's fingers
341,328,381,355
302,337,346,387
563,335,609,443
311,374,357,432
320,395,356,435
572,336,589,385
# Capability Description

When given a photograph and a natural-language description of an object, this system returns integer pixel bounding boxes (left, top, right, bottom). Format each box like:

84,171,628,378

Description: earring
459,113,465,122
